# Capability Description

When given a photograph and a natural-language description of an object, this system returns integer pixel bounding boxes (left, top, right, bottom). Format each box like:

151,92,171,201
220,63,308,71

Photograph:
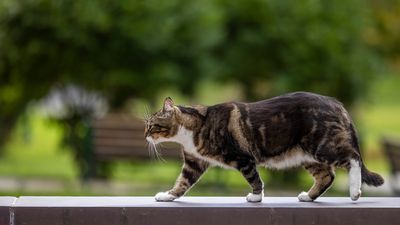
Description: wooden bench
382,136,400,196
84,114,181,179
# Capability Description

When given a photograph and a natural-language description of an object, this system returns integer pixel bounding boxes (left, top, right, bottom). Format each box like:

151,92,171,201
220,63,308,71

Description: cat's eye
150,124,168,132
155,124,168,130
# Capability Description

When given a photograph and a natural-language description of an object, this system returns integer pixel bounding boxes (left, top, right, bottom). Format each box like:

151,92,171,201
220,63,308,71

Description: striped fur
145,92,384,202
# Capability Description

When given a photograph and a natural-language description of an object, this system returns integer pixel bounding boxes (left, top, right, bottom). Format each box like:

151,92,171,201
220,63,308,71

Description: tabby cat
144,92,384,202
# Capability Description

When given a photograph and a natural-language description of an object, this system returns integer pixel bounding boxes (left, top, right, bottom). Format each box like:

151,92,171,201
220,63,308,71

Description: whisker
152,140,165,162
143,104,151,121
146,141,157,160
145,142,152,158
143,106,148,122
156,143,167,162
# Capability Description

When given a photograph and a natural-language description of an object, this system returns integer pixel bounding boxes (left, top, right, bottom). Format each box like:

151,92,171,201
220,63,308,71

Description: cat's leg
155,153,209,202
237,162,264,202
298,164,335,202
348,158,362,201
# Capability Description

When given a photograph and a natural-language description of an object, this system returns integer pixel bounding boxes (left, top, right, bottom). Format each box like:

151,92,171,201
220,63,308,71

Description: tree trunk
0,114,19,154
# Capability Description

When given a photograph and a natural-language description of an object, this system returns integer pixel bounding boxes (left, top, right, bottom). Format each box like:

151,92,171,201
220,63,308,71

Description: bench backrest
382,137,400,174
92,114,181,161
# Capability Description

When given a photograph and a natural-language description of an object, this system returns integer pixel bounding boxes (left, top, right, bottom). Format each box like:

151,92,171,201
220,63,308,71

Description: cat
144,92,384,202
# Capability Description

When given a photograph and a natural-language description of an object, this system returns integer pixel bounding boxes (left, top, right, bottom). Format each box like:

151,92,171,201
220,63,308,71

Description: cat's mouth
146,134,171,144
146,136,153,142
146,135,162,144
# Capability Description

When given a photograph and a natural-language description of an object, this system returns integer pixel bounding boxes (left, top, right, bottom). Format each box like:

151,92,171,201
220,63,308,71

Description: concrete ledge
2,197,400,225
0,197,16,225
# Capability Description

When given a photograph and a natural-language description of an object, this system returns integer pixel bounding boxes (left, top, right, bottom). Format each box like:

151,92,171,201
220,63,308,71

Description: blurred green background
0,0,399,197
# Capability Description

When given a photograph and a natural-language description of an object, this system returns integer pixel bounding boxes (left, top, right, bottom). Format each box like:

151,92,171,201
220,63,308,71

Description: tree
213,0,378,105
0,0,221,147
367,0,400,69
0,0,381,183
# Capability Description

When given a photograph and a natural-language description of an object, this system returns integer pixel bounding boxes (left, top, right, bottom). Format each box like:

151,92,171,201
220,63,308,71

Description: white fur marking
262,147,317,169
349,159,362,201
246,191,263,202
297,191,313,202
152,126,232,168
155,192,177,202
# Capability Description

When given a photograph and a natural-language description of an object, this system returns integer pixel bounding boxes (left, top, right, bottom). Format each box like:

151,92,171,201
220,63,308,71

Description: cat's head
144,97,180,143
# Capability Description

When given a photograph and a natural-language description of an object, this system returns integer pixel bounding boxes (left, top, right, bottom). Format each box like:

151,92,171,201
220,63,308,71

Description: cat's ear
163,97,174,112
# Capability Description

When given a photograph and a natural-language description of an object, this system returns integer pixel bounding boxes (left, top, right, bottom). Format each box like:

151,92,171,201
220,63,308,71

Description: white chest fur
153,126,232,168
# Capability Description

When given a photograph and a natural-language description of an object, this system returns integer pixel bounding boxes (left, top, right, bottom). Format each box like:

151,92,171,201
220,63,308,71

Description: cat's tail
349,122,384,187
361,165,384,187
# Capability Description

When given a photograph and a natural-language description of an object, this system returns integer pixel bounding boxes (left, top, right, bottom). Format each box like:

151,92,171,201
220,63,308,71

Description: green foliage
213,0,378,103
367,0,400,67
0,0,222,149
0,0,223,107
0,0,381,152
0,0,378,105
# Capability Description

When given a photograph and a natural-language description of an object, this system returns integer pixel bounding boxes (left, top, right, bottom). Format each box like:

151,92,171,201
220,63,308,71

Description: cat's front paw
246,192,263,202
297,191,313,202
155,192,177,202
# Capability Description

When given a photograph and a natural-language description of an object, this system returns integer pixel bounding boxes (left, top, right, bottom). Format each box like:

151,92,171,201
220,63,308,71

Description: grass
364,74,400,135
0,114,77,181
357,74,400,173
0,74,399,196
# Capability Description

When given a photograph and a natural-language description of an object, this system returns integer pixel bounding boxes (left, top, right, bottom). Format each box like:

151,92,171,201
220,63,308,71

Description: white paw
350,189,362,201
246,192,263,202
155,192,177,202
297,191,313,202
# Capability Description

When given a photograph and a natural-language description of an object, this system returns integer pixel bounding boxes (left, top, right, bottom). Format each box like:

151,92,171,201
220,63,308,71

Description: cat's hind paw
350,189,362,201
246,192,263,202
155,192,177,202
297,191,313,202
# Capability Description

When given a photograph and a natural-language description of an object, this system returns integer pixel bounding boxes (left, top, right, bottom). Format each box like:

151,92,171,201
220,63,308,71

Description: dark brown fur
145,92,384,201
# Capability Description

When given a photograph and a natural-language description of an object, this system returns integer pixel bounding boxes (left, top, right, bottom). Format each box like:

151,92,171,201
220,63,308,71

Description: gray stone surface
1,196,400,225
13,196,400,208
0,197,16,225
0,197,16,206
